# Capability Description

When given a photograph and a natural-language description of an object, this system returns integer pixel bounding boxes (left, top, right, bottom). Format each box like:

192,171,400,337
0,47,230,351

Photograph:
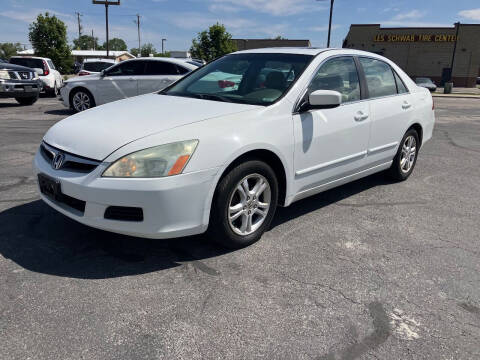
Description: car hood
44,93,259,160
66,74,101,82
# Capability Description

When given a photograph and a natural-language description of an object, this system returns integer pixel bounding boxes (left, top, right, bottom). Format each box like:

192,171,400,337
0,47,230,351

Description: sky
1,0,480,53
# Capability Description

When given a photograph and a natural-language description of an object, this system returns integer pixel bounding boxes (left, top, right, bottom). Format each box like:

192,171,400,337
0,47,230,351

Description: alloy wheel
228,173,271,236
72,91,91,112
400,135,417,173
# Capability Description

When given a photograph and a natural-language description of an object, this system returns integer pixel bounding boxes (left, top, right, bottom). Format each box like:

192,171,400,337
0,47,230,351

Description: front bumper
0,80,41,98
34,149,219,239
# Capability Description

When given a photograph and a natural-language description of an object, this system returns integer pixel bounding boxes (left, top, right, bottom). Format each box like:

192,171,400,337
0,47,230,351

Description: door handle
354,111,369,121
402,101,412,109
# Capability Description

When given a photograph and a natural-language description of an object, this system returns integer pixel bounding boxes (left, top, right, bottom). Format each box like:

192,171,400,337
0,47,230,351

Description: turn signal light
168,155,190,176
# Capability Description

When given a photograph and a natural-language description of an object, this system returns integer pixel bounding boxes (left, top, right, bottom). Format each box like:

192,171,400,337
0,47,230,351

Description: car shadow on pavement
44,108,74,116
0,173,391,280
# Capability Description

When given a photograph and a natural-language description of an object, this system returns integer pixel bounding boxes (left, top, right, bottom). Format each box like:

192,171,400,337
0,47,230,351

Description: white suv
10,56,63,97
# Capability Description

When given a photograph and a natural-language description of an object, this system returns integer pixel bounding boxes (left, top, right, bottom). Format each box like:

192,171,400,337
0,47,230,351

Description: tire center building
343,23,480,87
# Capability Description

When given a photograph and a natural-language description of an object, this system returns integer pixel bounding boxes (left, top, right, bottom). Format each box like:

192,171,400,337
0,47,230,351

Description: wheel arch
408,123,423,148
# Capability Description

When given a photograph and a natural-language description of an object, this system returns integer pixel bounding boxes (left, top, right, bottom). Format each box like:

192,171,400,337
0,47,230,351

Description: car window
47,60,56,70
106,61,145,76
83,62,113,72
176,65,190,75
307,56,361,103
164,53,312,106
394,71,408,94
10,58,43,69
144,61,179,75
359,58,397,98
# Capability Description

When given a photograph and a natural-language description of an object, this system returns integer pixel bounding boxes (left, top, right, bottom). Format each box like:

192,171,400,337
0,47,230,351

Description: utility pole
134,14,141,55
92,1,121,57
449,22,460,82
75,12,83,39
92,29,95,50
162,38,166,54
316,0,335,47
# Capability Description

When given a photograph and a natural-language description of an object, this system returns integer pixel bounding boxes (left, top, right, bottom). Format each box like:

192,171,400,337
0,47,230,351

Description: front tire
208,160,279,249
70,88,95,113
388,129,419,181
15,95,38,105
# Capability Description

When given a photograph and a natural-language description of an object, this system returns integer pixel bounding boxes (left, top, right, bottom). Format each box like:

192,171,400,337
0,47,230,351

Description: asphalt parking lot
0,96,479,359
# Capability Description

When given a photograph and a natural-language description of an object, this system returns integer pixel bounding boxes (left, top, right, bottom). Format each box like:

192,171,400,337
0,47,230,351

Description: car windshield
162,53,313,106
10,58,43,69
83,61,114,72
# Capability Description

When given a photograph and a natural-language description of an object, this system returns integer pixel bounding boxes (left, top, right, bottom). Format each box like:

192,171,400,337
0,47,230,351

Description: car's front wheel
388,128,420,181
70,89,95,113
209,160,278,249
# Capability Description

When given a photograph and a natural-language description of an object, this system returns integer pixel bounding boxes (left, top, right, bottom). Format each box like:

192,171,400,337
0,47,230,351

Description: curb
432,95,480,99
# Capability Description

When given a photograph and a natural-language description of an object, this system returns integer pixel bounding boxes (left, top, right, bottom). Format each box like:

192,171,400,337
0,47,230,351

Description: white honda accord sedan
35,48,435,248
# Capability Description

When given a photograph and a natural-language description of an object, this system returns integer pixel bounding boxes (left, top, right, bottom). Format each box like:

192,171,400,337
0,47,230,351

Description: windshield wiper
194,93,233,103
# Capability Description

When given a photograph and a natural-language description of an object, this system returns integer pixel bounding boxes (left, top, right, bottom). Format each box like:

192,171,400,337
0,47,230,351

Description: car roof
10,56,51,60
124,57,198,69
83,58,115,63
231,47,389,58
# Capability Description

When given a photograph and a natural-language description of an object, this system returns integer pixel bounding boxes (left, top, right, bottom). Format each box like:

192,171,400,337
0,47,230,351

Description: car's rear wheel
15,95,38,105
388,128,419,181
209,160,278,249
70,89,95,113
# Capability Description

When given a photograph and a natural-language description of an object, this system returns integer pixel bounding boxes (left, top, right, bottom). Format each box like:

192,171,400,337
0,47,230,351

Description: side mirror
33,68,43,75
308,90,342,109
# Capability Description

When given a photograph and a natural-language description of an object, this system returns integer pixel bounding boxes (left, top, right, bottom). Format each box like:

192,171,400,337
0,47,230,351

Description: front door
293,56,370,196
96,60,143,104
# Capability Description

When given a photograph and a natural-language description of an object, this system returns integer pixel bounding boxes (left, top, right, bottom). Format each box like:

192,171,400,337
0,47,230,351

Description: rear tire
387,128,419,181
15,95,38,105
208,160,278,249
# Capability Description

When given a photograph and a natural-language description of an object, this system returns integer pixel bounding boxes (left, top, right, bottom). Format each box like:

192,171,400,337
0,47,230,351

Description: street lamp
317,0,335,47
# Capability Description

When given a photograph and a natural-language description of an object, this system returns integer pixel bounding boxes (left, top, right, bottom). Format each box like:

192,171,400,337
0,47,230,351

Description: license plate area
24,85,32,92
38,173,61,200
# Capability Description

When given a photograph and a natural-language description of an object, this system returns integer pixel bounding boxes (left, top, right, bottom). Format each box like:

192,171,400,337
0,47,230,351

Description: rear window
10,58,43,69
83,62,113,72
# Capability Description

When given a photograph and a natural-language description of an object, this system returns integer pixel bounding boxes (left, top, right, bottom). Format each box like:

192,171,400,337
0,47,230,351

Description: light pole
162,38,167,55
92,1,120,57
317,0,335,47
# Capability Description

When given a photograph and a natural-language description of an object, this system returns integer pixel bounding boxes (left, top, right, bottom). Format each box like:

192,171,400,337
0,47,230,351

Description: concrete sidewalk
432,86,480,99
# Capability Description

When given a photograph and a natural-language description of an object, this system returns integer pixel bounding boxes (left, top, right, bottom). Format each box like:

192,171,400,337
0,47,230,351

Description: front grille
104,206,144,222
8,71,17,79
40,142,101,173
18,71,32,80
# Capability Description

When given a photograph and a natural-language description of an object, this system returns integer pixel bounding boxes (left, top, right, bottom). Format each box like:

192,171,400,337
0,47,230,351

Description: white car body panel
36,48,435,239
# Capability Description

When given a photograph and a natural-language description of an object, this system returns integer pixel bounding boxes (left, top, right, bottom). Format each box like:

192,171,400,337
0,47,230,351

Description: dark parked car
415,77,437,92
0,62,42,105
477,77,480,85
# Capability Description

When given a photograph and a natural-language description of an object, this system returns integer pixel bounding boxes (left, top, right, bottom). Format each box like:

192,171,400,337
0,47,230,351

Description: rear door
137,61,184,95
358,57,414,166
96,60,144,104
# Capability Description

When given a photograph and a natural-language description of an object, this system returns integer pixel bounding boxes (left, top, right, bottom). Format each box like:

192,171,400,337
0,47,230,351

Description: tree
273,35,286,40
154,51,171,58
73,35,99,50
190,23,237,62
104,38,127,51
29,12,73,73
130,43,156,57
0,42,23,60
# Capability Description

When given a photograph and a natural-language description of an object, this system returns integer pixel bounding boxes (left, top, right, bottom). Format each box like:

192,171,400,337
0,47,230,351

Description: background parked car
415,77,437,92
0,62,42,105
60,57,198,112
10,56,63,96
78,58,116,76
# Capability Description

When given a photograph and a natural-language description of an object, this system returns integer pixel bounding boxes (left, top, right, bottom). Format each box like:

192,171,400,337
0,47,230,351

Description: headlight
0,70,11,80
102,140,198,178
